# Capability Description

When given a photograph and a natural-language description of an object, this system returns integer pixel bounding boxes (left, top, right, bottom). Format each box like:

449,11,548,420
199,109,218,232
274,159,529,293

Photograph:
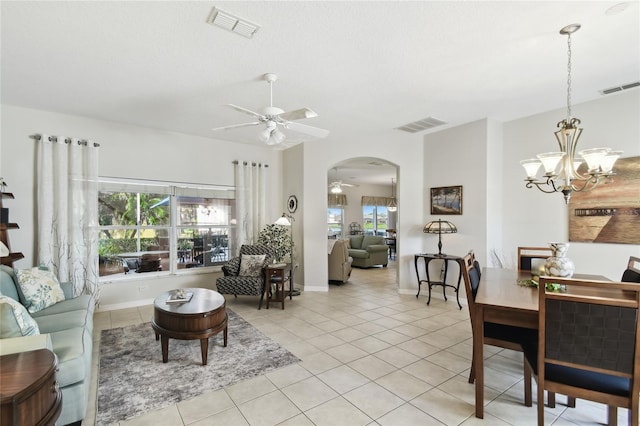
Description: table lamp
423,219,457,257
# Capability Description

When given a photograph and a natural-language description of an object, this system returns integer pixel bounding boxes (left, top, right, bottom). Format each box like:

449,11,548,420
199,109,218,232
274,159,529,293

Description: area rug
96,309,300,425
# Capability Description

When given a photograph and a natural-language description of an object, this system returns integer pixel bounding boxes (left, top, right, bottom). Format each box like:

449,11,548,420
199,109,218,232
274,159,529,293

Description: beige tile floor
85,261,628,426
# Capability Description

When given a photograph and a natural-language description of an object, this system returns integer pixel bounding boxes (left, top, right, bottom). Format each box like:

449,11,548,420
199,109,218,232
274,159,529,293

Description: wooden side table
414,253,463,309
265,263,293,309
151,288,227,365
0,349,62,426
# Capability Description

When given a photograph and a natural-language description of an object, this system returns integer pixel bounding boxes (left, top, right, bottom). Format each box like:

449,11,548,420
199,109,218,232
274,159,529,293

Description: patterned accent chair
216,244,274,309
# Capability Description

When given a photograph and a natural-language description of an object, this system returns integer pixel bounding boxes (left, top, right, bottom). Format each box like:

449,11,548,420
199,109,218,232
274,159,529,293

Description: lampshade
274,214,291,226
423,220,457,235
423,219,457,257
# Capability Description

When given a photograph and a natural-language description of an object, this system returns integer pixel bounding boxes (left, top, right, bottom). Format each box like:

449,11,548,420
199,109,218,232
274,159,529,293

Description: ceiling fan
212,73,330,145
328,168,358,193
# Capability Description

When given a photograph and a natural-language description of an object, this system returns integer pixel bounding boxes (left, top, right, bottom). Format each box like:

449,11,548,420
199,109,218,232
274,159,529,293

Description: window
327,207,344,238
98,178,234,280
362,205,388,236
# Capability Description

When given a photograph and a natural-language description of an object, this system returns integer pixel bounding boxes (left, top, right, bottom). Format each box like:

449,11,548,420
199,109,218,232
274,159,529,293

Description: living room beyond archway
326,157,398,287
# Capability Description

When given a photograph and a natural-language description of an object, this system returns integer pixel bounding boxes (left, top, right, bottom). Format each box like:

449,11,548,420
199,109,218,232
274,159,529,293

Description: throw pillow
0,296,40,337
238,254,266,277
15,267,65,313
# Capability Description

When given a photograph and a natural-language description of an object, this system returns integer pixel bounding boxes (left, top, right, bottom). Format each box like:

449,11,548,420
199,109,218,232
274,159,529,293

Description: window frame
98,177,235,282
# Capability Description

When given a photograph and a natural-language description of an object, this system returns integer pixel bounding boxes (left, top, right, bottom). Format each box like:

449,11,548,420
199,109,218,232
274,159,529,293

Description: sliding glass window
98,178,234,280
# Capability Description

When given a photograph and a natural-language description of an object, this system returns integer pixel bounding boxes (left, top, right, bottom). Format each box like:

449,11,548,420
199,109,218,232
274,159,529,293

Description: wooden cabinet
0,349,62,426
0,192,24,266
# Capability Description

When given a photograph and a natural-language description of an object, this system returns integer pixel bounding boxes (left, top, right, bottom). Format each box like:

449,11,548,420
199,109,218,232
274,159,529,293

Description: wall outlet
138,283,149,292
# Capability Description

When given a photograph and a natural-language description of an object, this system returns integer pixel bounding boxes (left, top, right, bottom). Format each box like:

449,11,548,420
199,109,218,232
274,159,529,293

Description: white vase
544,242,575,278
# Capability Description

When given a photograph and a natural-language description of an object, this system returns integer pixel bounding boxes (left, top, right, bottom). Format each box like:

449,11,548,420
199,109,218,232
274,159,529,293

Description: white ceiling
2,1,638,185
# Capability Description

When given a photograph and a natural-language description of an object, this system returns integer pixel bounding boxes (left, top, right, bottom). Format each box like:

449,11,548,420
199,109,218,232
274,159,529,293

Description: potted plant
258,224,292,263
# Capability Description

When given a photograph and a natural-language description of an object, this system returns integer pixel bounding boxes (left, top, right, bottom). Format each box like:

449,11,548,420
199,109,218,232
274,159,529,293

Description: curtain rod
30,134,100,147
232,160,269,168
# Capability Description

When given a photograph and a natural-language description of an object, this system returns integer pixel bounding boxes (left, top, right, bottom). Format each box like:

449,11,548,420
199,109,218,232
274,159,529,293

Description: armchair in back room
328,239,352,284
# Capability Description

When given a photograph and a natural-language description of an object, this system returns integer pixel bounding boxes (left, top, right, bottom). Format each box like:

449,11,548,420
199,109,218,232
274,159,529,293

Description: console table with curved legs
414,253,463,309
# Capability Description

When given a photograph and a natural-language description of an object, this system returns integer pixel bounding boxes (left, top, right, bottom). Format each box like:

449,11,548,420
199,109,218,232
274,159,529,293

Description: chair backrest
239,244,274,266
459,252,481,320
517,246,552,272
621,256,640,283
538,276,640,381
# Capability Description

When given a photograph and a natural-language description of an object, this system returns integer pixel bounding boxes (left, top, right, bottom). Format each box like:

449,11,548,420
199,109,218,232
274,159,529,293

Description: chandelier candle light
520,24,622,204
423,219,457,257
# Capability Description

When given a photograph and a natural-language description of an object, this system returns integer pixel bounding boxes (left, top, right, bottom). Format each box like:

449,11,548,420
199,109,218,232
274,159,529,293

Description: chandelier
388,178,397,212
520,24,622,204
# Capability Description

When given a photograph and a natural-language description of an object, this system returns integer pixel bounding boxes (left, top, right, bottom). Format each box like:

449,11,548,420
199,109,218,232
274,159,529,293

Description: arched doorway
326,157,398,288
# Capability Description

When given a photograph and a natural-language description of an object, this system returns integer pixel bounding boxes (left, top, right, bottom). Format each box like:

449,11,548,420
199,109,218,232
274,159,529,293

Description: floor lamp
274,213,300,296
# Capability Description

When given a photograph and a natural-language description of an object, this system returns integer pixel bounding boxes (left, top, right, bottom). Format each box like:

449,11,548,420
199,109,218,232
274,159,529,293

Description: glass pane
177,196,233,226
176,227,231,269
376,206,388,235
363,205,375,235
98,227,170,277
98,191,170,226
327,208,343,238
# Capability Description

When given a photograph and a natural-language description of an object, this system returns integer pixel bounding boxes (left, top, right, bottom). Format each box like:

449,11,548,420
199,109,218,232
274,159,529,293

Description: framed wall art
569,156,640,244
430,186,463,215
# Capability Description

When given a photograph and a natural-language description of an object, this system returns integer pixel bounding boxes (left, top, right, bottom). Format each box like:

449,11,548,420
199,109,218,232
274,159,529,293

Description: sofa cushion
348,249,370,259
361,235,384,249
349,235,364,249
33,309,91,334
31,294,94,317
15,267,65,313
49,327,90,387
239,254,266,277
0,264,23,303
0,296,40,337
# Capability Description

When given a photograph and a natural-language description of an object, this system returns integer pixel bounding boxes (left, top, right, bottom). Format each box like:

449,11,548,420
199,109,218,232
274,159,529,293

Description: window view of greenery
327,207,344,238
362,205,388,236
176,196,233,269
98,182,234,279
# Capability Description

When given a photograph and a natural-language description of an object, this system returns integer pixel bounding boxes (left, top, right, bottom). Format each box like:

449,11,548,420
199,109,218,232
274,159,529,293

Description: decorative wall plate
287,195,298,213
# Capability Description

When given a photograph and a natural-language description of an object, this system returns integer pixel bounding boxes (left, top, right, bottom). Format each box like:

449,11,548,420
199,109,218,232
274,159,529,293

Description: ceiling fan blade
285,121,330,138
279,108,318,121
211,122,261,131
227,104,265,119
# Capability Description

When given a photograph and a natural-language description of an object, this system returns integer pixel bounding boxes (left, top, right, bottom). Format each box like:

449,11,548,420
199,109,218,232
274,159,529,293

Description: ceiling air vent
395,117,447,133
600,81,640,95
207,7,260,38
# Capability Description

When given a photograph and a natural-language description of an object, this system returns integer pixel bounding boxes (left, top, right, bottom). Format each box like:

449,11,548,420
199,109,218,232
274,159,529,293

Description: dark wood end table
265,263,293,310
414,253,463,309
0,349,62,426
151,288,227,365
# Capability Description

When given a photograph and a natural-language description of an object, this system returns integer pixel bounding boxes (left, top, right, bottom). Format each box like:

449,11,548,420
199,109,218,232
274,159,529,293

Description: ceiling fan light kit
212,73,329,146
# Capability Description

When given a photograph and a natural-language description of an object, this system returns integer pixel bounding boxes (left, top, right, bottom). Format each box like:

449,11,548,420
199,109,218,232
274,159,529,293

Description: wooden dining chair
621,256,640,283
517,246,552,272
523,276,640,426
459,252,534,407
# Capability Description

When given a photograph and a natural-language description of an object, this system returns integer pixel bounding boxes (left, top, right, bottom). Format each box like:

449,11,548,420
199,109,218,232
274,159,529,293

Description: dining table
472,268,611,418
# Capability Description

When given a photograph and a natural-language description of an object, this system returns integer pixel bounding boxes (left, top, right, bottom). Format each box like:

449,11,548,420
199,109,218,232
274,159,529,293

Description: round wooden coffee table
151,288,227,365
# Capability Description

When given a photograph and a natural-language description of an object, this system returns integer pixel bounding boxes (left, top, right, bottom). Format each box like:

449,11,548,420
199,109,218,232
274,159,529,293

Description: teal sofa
348,235,389,268
0,265,94,426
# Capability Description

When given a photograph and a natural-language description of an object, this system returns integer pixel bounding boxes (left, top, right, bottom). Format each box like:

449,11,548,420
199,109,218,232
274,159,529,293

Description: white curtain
233,161,268,254
36,134,100,302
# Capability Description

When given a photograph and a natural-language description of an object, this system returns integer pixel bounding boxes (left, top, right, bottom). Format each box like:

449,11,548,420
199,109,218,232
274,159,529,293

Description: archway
326,157,399,288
